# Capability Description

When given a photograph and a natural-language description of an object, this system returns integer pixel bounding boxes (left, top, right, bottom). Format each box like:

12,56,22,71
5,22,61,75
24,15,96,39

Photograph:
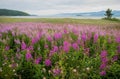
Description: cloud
0,0,119,15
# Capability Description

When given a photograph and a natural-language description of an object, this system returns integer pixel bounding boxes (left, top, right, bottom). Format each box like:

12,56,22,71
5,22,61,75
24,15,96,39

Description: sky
0,0,120,15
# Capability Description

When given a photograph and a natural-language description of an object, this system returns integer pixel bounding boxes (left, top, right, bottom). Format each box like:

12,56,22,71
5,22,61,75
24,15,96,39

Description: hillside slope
0,9,30,16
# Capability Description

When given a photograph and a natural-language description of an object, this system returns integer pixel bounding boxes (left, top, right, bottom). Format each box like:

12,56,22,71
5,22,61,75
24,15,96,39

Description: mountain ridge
54,10,120,17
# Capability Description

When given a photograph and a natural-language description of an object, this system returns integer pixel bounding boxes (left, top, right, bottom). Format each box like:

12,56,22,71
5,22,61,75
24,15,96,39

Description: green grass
0,18,120,26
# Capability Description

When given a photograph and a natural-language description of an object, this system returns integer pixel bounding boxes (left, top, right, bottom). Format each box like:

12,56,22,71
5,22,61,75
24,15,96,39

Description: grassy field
1,17,120,78
0,18,120,26
0,18,120,79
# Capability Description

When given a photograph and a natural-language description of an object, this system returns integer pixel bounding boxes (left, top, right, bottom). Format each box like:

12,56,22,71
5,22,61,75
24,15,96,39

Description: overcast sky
0,0,120,15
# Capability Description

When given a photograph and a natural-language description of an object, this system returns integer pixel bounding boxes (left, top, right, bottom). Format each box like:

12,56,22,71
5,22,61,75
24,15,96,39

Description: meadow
0,18,120,79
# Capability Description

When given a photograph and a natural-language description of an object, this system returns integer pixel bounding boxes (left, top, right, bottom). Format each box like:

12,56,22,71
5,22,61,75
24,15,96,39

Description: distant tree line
0,9,30,16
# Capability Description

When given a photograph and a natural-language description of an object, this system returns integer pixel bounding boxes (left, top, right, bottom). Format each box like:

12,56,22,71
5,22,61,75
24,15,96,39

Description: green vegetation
0,9,30,16
0,18,120,26
0,17,120,79
104,8,113,19
103,8,120,21
0,26,120,79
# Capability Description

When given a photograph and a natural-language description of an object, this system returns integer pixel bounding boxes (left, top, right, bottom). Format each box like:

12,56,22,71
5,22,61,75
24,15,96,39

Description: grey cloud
0,0,119,15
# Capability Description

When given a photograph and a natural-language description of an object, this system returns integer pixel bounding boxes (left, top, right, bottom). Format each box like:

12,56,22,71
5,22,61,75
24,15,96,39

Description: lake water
0,16,120,19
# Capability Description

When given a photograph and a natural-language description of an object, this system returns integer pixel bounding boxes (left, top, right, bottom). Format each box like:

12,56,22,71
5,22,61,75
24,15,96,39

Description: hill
55,10,120,17
0,9,30,16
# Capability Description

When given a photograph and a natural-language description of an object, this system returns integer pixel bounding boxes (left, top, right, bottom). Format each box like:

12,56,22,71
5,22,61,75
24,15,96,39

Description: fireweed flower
117,46,120,53
100,63,107,70
11,63,18,68
72,43,79,50
47,36,52,42
53,68,61,76
100,50,108,64
100,50,107,58
63,45,70,53
14,39,20,44
54,33,62,40
12,31,15,36
44,44,48,49
31,37,40,44
26,50,32,61
5,46,10,51
100,50,108,75
27,45,33,51
87,32,92,40
108,37,112,43
37,32,42,39
77,39,80,45
63,41,71,53
31,38,37,44
16,53,21,59
32,32,42,44
0,33,2,37
21,41,27,50
116,36,120,43
112,55,118,62
72,28,78,35
64,29,68,34
45,59,52,66
49,50,55,57
17,48,20,52
49,46,59,56
101,57,108,63
100,70,106,76
35,57,42,64
59,46,63,50
81,33,87,41
53,46,58,52
94,33,99,43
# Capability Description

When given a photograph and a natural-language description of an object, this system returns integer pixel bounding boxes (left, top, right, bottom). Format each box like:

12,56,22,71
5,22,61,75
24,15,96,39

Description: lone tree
105,8,113,19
